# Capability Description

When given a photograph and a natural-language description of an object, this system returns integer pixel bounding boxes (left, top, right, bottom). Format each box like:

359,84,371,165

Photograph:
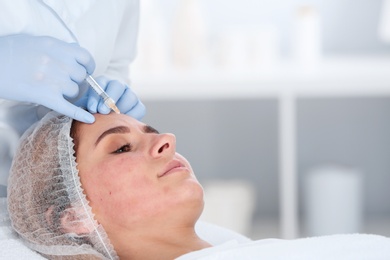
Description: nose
150,133,176,158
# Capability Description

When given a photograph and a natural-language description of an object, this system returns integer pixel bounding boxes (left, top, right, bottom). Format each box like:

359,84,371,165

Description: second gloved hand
86,76,146,120
0,34,96,123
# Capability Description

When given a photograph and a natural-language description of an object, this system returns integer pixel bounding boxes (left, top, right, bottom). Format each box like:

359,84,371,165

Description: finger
69,43,96,75
46,40,95,75
46,99,95,123
41,43,88,85
97,99,111,114
94,77,111,114
42,59,83,98
97,81,126,114
41,69,80,98
125,101,146,121
68,61,88,84
86,87,100,114
104,80,127,102
71,106,95,123
114,87,139,113
95,76,111,88
60,81,80,99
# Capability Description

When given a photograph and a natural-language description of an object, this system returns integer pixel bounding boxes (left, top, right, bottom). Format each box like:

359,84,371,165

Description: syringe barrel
85,76,104,95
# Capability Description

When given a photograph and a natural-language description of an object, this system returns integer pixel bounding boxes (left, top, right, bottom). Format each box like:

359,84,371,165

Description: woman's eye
113,144,132,154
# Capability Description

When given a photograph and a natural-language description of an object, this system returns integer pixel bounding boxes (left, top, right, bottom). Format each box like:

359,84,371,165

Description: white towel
177,234,390,260
0,198,44,259
195,221,251,246
0,237,44,260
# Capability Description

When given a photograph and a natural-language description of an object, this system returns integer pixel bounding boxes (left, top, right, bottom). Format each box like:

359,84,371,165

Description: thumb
51,100,95,123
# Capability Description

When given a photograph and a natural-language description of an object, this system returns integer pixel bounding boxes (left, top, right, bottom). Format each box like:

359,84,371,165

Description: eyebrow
95,126,130,146
94,124,159,146
143,125,159,134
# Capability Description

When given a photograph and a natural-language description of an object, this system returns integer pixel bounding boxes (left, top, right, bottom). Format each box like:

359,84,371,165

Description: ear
45,205,55,227
59,208,94,235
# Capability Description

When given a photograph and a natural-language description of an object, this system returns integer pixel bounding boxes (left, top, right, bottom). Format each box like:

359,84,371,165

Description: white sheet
0,197,45,259
0,236,44,259
195,221,251,246
177,234,390,260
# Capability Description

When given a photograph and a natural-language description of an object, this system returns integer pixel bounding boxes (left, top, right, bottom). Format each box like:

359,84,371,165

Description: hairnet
7,111,118,259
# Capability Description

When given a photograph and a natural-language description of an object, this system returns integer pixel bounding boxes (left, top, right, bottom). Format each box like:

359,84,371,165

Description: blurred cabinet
132,56,390,239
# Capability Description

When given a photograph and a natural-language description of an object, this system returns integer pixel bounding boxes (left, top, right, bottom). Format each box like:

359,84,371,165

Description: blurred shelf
132,56,390,100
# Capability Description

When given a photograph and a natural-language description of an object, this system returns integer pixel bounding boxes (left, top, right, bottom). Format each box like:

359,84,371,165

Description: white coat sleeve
103,0,140,85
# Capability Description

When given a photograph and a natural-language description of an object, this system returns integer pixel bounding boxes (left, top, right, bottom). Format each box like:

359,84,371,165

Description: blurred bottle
292,5,322,68
214,27,249,72
214,25,281,73
133,0,169,74
248,25,281,72
171,0,210,70
379,0,390,43
304,165,364,236
200,179,256,236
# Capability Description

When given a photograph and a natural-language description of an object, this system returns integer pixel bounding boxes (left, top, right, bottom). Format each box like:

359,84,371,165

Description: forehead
96,112,137,122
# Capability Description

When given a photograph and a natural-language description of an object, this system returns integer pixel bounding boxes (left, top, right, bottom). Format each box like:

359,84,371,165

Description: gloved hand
0,34,96,123
85,76,146,120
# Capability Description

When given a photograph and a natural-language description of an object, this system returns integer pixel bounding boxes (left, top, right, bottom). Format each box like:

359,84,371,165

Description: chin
185,177,204,198
175,178,204,211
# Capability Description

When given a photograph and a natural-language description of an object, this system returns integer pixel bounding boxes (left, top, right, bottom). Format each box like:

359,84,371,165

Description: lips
158,160,186,178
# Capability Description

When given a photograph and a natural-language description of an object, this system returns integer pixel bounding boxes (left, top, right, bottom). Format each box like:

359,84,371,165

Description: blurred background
132,0,390,240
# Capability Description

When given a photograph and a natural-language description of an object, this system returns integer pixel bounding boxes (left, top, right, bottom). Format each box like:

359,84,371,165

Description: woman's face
74,113,204,233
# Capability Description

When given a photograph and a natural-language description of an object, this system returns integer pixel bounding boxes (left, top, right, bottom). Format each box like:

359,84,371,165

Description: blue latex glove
86,76,146,120
0,34,96,123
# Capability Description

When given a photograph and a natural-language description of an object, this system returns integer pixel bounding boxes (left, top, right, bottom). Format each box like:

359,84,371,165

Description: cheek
79,157,127,207
80,156,158,221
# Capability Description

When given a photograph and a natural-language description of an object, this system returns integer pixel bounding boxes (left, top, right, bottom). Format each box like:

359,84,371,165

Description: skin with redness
72,113,211,260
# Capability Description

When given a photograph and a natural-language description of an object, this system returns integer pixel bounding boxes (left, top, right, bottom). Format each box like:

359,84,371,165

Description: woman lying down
7,111,390,259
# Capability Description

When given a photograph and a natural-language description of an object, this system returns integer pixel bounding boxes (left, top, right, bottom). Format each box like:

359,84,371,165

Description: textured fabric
177,234,390,260
195,221,251,246
0,237,45,260
7,112,117,259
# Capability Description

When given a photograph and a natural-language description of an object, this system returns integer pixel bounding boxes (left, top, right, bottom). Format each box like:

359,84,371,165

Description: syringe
85,75,120,114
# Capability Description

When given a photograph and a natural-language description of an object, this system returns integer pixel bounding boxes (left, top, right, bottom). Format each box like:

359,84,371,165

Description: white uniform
0,0,140,186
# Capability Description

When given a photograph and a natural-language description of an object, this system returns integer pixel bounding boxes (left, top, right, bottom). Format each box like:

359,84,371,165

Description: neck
110,225,212,260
